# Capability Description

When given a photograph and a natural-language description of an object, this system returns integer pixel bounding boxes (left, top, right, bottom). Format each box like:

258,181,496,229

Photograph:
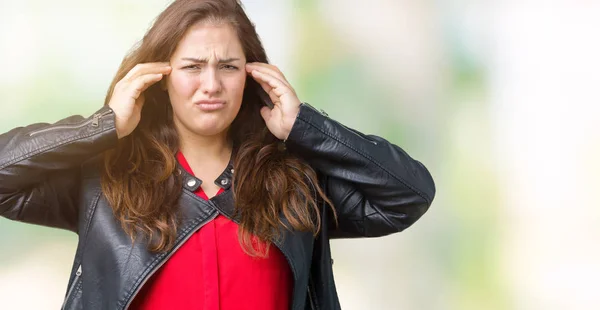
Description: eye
183,64,201,70
220,64,238,70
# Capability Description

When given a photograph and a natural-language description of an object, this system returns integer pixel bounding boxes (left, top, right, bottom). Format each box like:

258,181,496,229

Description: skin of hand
108,62,172,139
246,62,302,141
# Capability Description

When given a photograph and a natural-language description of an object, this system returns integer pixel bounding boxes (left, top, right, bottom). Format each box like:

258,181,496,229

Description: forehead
173,22,245,59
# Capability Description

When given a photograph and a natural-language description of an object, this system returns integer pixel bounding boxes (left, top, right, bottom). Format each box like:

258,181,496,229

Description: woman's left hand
246,62,301,141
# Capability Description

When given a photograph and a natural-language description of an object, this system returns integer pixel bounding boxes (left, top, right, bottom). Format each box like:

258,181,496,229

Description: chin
191,121,229,137
174,112,236,137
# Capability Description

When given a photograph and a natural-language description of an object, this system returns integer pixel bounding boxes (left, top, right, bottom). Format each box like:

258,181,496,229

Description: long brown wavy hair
100,0,336,256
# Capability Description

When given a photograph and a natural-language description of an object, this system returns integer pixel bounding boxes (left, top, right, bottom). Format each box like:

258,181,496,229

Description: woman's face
166,22,247,138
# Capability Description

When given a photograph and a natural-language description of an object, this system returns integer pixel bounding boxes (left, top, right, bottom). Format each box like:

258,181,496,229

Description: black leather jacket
0,103,435,310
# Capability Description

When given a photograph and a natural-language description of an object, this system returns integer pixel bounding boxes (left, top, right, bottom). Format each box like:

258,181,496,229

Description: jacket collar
175,151,235,192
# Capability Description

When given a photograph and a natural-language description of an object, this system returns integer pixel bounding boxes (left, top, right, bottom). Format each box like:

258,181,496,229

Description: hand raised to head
108,62,172,139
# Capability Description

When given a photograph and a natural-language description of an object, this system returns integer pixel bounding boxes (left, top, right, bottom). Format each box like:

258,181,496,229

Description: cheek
224,74,247,101
168,72,198,99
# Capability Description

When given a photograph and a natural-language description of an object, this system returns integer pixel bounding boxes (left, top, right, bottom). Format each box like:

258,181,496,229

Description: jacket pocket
61,265,83,310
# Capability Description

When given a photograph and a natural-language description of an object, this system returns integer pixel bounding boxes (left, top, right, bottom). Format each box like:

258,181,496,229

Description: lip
194,99,226,111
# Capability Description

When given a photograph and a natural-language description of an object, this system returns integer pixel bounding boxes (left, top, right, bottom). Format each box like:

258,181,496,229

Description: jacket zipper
61,265,82,310
122,212,218,310
29,110,112,137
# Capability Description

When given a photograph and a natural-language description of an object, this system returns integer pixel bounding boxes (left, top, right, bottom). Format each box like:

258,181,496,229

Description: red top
130,152,292,310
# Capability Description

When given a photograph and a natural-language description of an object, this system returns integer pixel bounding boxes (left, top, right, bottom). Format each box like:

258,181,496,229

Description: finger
246,63,292,89
138,92,146,106
128,73,164,100
253,75,282,107
124,62,171,81
246,63,291,88
258,87,280,109
267,88,280,106
250,70,291,99
253,75,273,94
246,62,283,76
260,106,272,123
251,73,278,103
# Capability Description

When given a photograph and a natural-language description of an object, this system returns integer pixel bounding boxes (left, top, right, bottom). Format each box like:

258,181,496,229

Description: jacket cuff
285,102,329,145
93,105,119,147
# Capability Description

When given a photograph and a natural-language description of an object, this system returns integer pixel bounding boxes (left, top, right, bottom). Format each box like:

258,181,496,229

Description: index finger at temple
248,64,292,89
124,62,171,81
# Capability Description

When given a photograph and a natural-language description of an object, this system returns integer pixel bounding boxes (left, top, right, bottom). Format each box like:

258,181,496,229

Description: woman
0,0,435,309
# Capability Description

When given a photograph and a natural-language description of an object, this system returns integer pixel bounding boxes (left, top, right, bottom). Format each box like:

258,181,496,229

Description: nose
200,68,222,96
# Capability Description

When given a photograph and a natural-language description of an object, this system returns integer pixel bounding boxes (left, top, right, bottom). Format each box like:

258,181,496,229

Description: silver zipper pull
61,265,83,309
91,114,100,127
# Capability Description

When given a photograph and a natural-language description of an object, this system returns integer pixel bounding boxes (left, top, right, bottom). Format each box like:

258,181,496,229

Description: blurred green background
1,0,599,309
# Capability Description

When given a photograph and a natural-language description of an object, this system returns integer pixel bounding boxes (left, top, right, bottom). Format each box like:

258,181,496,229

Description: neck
177,127,232,165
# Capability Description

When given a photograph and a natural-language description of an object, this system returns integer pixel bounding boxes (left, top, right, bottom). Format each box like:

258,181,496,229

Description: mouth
194,99,226,111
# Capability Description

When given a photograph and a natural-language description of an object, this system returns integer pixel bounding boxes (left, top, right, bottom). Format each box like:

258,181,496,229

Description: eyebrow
180,57,241,64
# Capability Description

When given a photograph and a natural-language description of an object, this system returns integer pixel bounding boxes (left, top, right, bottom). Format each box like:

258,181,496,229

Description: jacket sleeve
285,103,435,238
0,106,118,233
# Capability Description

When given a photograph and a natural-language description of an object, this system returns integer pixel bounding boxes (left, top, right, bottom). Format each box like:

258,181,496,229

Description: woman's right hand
108,62,172,139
